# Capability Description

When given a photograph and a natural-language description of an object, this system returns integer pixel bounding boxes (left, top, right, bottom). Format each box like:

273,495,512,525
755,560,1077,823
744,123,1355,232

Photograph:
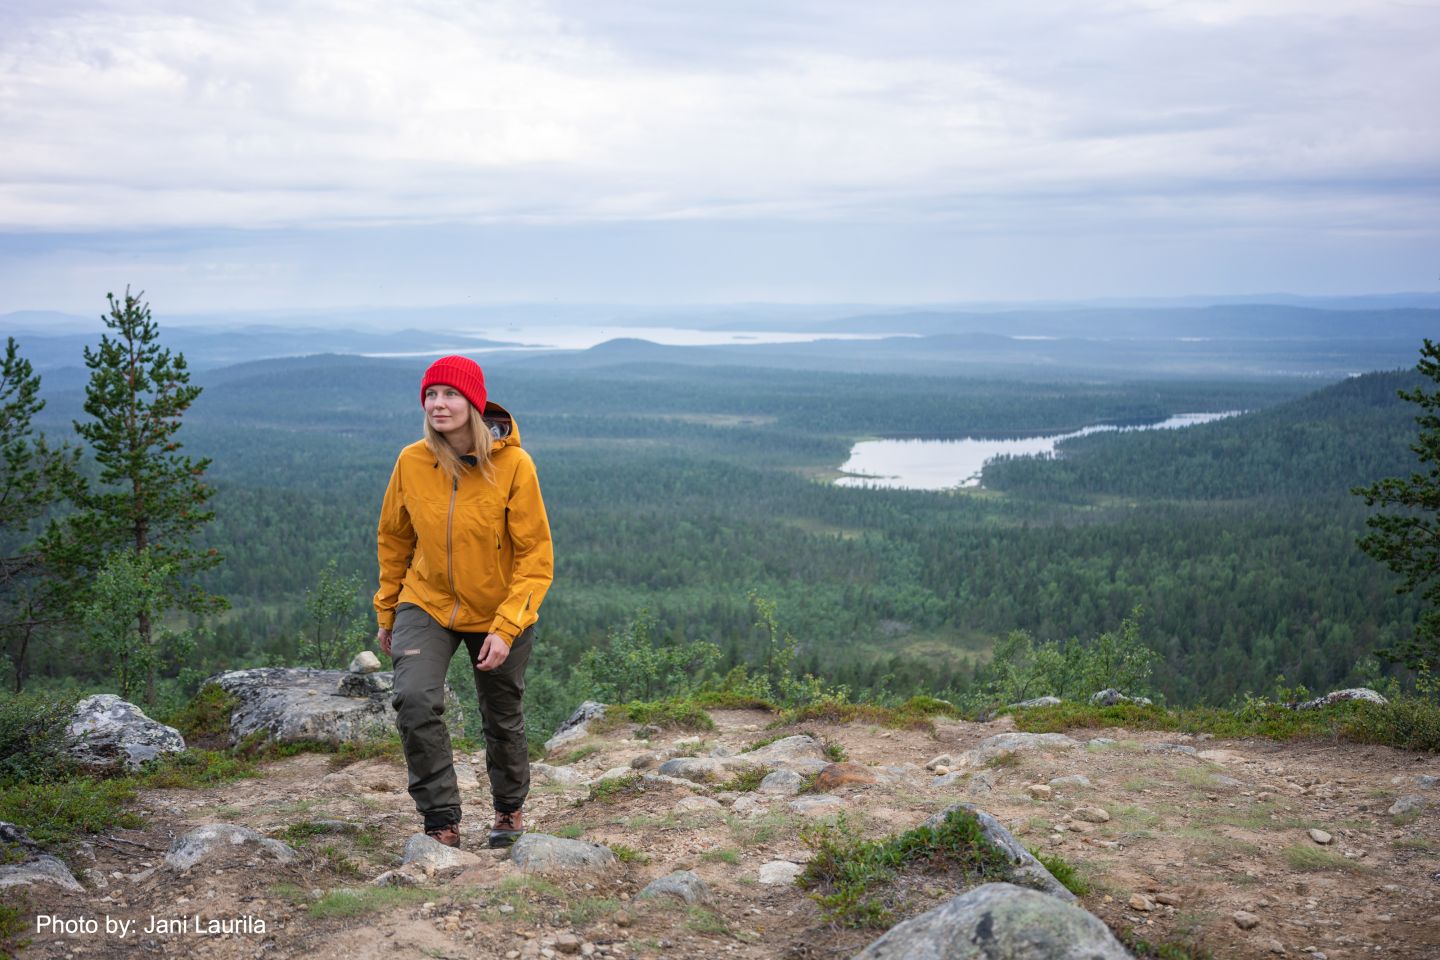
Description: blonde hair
424,401,495,484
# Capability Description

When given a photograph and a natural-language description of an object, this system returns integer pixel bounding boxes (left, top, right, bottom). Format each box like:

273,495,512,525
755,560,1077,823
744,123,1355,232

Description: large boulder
964,733,1080,767
657,756,759,784
0,823,83,892
510,834,616,872
853,882,1132,959
207,667,461,746
164,824,297,871
544,701,607,753
638,870,710,904
66,694,185,772
1294,688,1388,710
1089,689,1152,707
740,735,830,768
921,805,1075,902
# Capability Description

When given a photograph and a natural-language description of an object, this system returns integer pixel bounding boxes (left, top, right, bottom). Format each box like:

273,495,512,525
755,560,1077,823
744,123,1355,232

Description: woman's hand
377,627,393,657
475,632,510,671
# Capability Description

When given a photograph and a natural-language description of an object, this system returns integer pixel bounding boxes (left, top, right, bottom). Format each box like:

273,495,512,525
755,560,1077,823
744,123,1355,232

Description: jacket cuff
377,608,396,630
490,618,519,645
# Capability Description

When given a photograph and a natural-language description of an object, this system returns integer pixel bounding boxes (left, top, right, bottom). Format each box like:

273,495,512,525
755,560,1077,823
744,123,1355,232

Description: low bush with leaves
798,809,1013,927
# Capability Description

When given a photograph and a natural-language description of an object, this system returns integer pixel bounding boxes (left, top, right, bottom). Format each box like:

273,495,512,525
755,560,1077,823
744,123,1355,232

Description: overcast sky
1,0,1436,314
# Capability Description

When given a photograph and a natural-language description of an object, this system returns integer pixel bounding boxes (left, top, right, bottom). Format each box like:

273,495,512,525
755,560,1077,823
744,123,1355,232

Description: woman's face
423,384,471,438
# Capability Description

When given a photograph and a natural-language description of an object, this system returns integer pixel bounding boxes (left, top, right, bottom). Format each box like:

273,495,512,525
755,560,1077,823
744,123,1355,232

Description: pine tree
1353,338,1440,685
48,289,225,705
0,337,79,690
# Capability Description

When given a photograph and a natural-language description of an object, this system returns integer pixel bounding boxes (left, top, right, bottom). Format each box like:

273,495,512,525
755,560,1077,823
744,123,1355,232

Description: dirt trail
14,709,1440,959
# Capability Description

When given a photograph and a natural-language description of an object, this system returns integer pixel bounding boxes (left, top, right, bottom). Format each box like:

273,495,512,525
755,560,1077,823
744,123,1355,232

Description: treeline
11,342,1426,713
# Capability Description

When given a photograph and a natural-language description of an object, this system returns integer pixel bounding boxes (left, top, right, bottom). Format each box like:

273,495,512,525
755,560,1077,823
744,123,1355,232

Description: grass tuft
798,809,1013,927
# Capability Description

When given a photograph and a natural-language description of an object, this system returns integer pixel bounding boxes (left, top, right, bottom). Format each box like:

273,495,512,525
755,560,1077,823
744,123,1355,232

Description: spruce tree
49,289,225,705
0,337,79,690
1353,338,1440,685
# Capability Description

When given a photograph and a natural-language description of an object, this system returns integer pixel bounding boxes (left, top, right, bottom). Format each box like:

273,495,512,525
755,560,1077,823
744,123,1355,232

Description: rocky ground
12,707,1440,960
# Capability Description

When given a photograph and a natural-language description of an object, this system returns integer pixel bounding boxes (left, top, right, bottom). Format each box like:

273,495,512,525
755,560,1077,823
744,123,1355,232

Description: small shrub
982,751,1021,770
721,768,766,793
164,684,237,744
136,749,258,789
1,892,33,959
0,778,141,847
1282,844,1368,872
587,774,645,804
798,809,1012,927
1027,847,1090,896
702,847,741,865
0,691,79,787
559,745,600,766
610,843,649,864
1342,697,1440,752
622,698,715,731
552,823,585,839
1122,930,1215,960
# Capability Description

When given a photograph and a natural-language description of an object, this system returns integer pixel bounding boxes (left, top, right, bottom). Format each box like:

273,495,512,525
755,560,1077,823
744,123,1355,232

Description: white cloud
0,0,1435,237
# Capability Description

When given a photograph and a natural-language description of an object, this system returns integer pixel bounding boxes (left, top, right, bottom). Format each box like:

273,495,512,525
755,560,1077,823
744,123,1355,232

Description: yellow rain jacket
374,402,553,644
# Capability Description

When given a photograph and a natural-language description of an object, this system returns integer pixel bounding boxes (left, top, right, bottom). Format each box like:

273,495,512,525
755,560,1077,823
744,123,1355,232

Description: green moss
781,695,960,732
0,893,33,960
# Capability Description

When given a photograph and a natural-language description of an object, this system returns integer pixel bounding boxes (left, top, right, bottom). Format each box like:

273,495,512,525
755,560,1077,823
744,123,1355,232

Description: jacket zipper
446,477,460,628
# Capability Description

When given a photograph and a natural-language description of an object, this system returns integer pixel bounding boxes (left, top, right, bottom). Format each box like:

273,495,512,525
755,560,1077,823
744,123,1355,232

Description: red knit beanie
420,355,487,412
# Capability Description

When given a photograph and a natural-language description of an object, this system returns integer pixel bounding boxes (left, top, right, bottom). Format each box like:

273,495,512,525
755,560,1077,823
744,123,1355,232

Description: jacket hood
481,400,521,449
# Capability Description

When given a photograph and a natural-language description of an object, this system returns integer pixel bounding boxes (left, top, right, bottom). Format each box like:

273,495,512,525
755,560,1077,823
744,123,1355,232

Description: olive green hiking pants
390,602,533,830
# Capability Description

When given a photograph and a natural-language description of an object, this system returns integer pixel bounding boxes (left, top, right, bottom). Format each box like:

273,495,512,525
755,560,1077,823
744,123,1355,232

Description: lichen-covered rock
401,834,482,869
921,805,1075,902
740,735,830,768
656,756,758,784
0,823,83,892
337,672,393,697
510,834,616,871
209,667,451,746
674,795,724,813
853,882,1130,960
1089,689,1152,707
758,769,806,795
65,694,185,772
164,824,297,871
1009,696,1062,709
789,794,846,816
638,870,710,904
965,732,1080,767
758,860,804,885
1389,794,1426,816
1295,688,1388,710
531,762,586,785
348,651,382,673
545,701,606,752
1145,742,1197,756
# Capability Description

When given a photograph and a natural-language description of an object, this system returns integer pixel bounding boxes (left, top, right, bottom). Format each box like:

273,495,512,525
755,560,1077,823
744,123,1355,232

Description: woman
374,355,553,849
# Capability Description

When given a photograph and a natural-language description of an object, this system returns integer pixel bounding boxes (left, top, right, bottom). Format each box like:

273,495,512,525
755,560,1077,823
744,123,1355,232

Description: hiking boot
489,809,523,848
425,823,461,848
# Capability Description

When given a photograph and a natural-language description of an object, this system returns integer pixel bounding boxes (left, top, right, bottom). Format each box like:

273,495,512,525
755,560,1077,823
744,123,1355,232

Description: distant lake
835,412,1243,492
363,324,905,356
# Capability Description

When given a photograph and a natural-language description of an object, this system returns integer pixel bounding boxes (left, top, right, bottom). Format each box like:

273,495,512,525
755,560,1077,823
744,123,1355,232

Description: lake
835,412,1242,491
